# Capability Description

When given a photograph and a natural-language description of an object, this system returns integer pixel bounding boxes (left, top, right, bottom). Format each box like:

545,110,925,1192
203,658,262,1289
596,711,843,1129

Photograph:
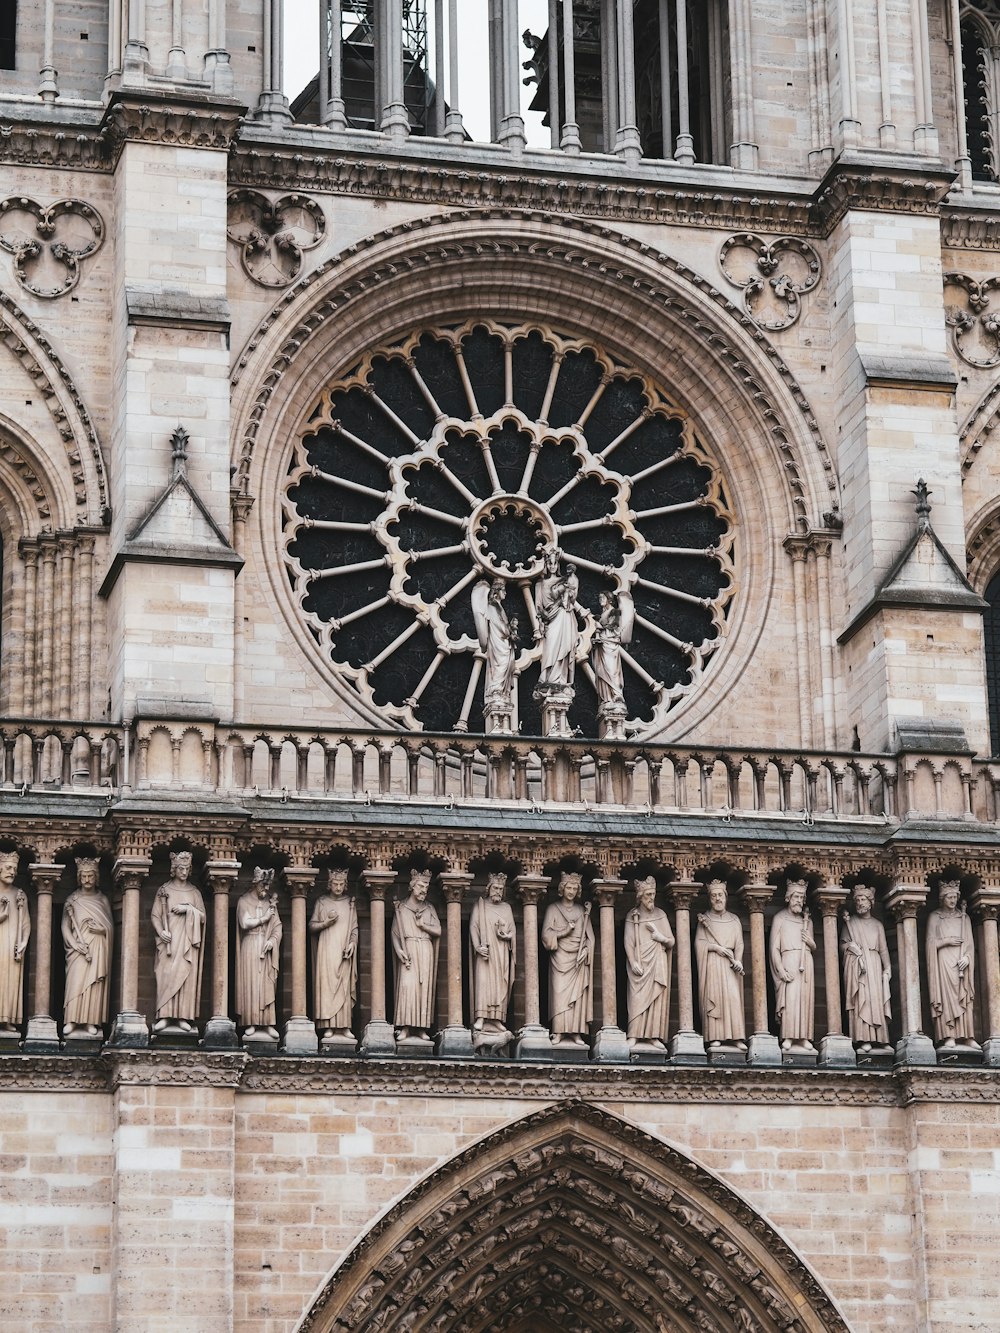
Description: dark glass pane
462,326,506,417
548,348,603,428
583,376,649,452
413,334,469,418
511,330,553,420
368,356,436,440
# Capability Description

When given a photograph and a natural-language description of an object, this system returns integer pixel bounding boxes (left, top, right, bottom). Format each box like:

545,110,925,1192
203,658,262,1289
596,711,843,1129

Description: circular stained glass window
283,320,735,736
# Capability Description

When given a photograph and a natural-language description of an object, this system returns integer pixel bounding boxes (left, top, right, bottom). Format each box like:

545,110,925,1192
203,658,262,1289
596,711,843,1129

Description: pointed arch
298,1101,848,1333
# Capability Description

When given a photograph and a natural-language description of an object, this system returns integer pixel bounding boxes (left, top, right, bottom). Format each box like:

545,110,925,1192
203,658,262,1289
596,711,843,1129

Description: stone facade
2,0,1000,1329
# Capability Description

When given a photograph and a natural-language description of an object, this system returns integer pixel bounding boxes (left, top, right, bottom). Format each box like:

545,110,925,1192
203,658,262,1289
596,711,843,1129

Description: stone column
667,881,707,1064
109,856,151,1047
514,873,552,1060
969,882,1000,1067
591,878,630,1063
810,881,856,1068
24,863,62,1049
258,0,292,120
360,868,397,1056
886,883,936,1066
436,870,474,1059
203,860,239,1049
739,882,781,1067
613,0,641,163
377,0,410,142
282,867,318,1054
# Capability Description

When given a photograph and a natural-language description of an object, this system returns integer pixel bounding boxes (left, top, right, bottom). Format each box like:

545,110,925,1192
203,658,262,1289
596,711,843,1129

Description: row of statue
473,544,634,739
0,850,983,1055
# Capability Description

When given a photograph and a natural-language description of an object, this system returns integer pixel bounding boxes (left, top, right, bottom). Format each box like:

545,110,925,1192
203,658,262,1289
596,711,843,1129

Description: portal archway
298,1102,848,1333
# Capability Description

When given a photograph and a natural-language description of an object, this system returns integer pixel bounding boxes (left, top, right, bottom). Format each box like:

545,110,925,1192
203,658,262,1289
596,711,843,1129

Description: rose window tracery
283,320,735,736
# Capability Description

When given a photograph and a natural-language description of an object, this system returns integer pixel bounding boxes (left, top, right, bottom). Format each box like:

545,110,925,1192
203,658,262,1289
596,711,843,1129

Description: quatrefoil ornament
226,190,325,288
944,273,1000,369
719,233,821,332
0,197,104,298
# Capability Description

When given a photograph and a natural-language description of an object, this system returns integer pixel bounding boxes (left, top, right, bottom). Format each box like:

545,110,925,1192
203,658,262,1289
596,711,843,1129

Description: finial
170,425,190,481
913,478,932,527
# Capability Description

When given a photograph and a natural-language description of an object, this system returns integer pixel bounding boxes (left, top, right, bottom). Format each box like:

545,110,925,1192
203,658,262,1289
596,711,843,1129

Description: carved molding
231,210,839,531
100,92,246,166
0,197,104,299
0,120,108,170
719,234,822,331
226,189,325,287
944,272,1000,368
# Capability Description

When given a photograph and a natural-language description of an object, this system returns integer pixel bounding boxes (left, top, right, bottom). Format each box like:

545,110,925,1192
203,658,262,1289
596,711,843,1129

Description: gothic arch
298,1101,848,1333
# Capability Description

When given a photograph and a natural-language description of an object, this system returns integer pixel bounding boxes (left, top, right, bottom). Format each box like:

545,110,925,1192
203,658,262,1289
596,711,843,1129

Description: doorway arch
298,1101,848,1333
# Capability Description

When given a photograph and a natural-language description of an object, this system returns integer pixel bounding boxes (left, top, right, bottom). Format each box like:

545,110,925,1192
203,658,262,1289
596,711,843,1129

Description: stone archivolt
302,1102,847,1333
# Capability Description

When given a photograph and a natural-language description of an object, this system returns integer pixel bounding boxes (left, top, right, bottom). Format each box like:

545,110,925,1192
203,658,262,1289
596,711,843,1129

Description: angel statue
591,589,634,740
472,578,518,732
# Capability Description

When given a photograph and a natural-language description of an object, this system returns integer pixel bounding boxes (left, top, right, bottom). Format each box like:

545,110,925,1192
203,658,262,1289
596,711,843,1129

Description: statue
624,876,674,1050
591,590,634,740
694,880,746,1049
840,883,892,1052
236,867,282,1039
535,547,580,689
151,850,206,1033
541,870,594,1045
472,579,518,732
469,871,516,1049
310,868,358,1042
62,857,113,1037
926,880,979,1050
391,868,441,1042
768,879,816,1052
0,851,28,1034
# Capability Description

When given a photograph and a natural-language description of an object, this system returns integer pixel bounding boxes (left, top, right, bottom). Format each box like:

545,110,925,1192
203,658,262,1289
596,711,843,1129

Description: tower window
984,570,1000,752
961,7,1000,182
0,1,16,70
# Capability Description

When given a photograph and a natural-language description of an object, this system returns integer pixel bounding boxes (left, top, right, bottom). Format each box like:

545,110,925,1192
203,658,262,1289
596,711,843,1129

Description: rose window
283,321,735,736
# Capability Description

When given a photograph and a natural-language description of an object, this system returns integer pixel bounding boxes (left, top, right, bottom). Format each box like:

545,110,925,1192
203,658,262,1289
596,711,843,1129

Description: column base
592,1025,631,1064
707,1042,748,1068
281,1016,318,1055
107,1010,150,1048
435,1025,475,1060
202,1016,239,1050
514,1023,553,1061
360,1019,397,1058
319,1032,358,1057
669,1029,707,1066
23,1015,60,1051
748,1033,782,1067
819,1034,857,1069
628,1038,668,1065
982,1037,1000,1067
894,1033,937,1067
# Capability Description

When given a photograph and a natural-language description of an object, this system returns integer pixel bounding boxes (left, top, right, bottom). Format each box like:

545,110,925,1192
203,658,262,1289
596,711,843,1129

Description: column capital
739,883,776,915
28,862,63,890
885,883,929,921
112,856,151,892
204,859,240,892
283,866,318,898
438,871,473,904
810,882,850,917
514,873,549,907
592,877,627,908
361,867,397,902
667,879,702,912
968,886,1000,922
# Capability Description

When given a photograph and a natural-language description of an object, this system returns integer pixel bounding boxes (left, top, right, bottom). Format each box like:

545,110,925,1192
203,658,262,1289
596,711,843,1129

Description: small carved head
939,879,962,911
75,857,100,890
409,867,432,900
489,579,506,604
634,875,657,908
327,867,349,897
785,879,807,913
559,871,583,901
707,879,728,912
0,851,18,884
486,871,507,902
170,850,193,881
851,884,875,915
542,544,560,574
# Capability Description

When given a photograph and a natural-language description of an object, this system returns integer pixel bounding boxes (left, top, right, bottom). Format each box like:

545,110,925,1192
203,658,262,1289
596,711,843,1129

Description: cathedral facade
1,2,1000,1329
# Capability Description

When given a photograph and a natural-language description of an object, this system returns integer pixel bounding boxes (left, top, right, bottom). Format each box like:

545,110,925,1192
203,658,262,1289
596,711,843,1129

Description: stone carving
541,871,594,1044
719,232,821,331
0,852,28,1033
226,189,325,287
0,197,104,298
768,879,816,1053
62,857,113,1037
944,273,1000,368
472,579,518,734
469,872,516,1050
926,880,979,1050
236,868,282,1040
310,868,358,1044
840,884,892,1052
695,881,746,1050
152,850,206,1034
391,869,441,1042
624,875,674,1050
592,590,634,741
533,547,582,737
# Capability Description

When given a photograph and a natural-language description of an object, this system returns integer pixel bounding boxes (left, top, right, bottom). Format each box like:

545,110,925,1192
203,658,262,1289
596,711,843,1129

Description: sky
283,0,552,146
